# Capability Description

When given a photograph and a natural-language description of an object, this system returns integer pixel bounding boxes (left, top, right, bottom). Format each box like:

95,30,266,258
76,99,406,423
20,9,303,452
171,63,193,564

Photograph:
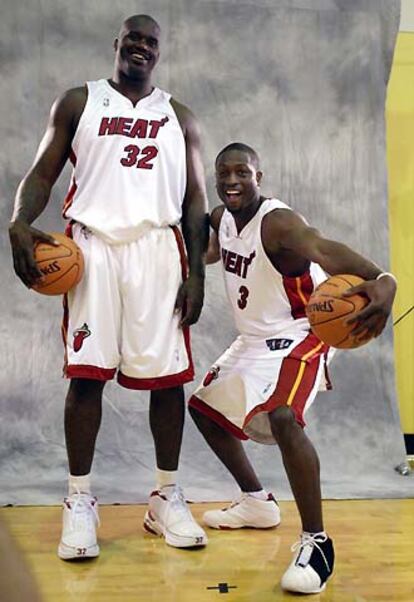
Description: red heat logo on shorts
203,366,220,387
73,323,91,352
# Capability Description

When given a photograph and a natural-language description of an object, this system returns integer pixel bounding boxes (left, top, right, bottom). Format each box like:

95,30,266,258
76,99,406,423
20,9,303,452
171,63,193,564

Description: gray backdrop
1,0,412,504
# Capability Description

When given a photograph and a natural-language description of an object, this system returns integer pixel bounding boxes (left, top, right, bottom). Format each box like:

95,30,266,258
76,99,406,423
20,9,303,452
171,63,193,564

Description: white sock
156,468,177,490
246,489,268,501
303,530,327,539
68,473,91,496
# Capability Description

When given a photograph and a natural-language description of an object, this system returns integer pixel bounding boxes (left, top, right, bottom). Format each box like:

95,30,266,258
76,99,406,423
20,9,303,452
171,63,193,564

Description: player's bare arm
206,205,225,264
171,99,209,326
261,208,397,338
9,87,87,288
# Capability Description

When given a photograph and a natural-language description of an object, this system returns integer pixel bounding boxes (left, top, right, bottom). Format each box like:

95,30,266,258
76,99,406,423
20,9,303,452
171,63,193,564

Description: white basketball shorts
62,222,194,389
189,332,331,445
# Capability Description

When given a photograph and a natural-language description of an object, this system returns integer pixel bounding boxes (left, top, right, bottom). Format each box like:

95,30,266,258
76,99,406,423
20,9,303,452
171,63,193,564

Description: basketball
305,274,372,349
32,232,84,296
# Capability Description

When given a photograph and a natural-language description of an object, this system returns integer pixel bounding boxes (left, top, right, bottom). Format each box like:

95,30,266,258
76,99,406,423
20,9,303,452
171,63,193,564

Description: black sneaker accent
296,536,334,586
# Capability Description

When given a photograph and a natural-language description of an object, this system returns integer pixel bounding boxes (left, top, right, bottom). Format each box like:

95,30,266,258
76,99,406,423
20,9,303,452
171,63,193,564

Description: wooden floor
1,499,414,601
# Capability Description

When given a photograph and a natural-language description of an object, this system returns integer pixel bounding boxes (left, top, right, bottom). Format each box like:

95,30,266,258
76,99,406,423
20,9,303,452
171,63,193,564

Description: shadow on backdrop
1,0,412,504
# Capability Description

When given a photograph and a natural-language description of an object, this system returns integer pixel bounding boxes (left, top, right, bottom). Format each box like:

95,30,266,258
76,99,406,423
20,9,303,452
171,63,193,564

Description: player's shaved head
216,143,260,169
120,14,161,36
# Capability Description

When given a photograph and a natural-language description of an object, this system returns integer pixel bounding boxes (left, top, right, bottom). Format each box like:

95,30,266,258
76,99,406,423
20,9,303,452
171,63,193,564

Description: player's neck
109,73,154,104
233,196,264,234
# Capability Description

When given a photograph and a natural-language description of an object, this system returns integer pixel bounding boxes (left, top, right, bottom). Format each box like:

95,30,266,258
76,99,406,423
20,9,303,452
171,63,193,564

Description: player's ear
256,170,263,186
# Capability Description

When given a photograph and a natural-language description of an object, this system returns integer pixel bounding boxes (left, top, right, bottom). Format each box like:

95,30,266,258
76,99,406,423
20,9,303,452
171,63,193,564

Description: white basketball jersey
219,198,327,338
64,79,187,244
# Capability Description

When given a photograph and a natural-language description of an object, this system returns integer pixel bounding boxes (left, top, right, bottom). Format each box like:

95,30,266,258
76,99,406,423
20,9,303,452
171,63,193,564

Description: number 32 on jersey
120,144,158,169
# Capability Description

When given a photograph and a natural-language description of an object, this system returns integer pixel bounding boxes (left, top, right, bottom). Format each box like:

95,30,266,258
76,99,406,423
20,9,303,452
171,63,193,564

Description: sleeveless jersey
64,79,187,244
219,198,327,338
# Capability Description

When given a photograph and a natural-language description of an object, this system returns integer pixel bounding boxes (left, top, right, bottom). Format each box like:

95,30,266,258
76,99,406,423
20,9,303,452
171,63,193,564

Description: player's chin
222,198,243,213
226,205,243,214
126,62,153,78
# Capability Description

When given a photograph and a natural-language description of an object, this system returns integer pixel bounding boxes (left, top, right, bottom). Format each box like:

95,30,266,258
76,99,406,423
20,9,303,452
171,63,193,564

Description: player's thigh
120,227,189,378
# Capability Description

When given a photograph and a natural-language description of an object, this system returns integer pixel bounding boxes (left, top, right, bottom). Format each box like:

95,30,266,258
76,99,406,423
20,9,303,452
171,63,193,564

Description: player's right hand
8,220,58,288
344,276,397,340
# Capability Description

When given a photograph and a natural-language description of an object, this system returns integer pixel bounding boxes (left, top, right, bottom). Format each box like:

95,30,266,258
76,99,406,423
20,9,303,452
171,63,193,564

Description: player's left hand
343,275,397,341
175,273,205,327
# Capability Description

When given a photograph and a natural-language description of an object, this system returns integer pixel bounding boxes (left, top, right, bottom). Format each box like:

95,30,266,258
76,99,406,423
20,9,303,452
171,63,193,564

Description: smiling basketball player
189,142,396,594
9,14,209,559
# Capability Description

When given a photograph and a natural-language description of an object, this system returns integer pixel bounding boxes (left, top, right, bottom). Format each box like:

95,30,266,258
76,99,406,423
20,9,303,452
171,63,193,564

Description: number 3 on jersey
121,144,158,169
238,285,250,310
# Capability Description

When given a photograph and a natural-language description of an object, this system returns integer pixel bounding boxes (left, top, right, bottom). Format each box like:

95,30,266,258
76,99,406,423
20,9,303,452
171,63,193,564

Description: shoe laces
291,533,330,573
227,492,258,509
66,486,100,530
166,486,193,521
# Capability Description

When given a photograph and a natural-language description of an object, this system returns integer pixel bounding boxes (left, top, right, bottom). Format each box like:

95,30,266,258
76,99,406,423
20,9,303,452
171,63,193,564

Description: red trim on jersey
118,366,194,390
282,272,314,319
244,333,328,429
65,221,74,237
189,395,249,441
62,179,78,218
65,365,117,380
69,149,77,167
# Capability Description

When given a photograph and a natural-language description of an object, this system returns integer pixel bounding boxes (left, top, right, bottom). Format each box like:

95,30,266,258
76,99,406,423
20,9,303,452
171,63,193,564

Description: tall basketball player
9,15,209,558
189,143,397,594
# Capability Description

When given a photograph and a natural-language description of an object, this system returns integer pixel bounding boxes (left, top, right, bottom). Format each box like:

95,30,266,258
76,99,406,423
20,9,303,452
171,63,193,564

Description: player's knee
67,378,105,404
269,406,298,442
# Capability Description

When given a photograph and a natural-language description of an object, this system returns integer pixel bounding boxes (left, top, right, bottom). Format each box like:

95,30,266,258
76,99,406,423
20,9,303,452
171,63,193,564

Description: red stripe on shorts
61,223,73,377
189,395,249,440
61,293,69,376
117,367,194,390
170,225,194,382
65,365,117,380
282,272,315,319
244,334,328,429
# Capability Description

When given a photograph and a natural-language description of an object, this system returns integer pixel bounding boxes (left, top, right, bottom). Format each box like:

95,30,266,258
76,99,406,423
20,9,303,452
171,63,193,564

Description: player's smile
215,150,262,215
224,188,242,208
123,45,155,70
129,50,151,64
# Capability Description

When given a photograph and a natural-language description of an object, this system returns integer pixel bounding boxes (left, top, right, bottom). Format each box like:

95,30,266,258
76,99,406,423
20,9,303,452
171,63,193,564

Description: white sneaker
58,491,100,560
203,493,281,529
281,533,334,594
143,486,208,548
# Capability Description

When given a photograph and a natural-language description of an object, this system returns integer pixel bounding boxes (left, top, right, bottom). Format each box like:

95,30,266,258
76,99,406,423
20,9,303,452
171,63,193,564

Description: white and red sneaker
203,492,281,529
58,492,100,560
144,485,208,548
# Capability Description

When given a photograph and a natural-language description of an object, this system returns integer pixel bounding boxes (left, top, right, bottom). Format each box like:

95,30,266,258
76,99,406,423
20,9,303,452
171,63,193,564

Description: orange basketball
305,274,372,349
32,232,84,296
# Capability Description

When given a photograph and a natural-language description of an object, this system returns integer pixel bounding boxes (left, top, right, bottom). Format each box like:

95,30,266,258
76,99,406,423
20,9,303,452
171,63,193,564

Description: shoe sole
143,512,208,548
58,542,100,560
281,582,327,594
204,517,281,530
